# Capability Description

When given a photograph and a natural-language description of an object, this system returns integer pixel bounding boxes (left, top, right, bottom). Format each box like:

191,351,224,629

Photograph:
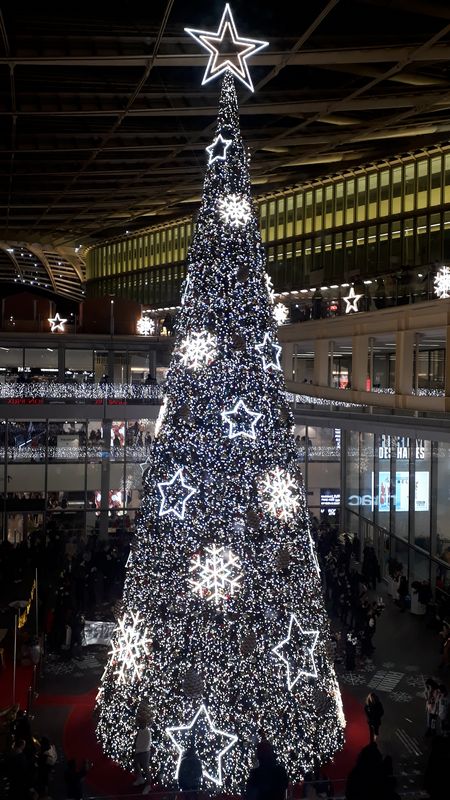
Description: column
351,335,369,391
313,339,329,387
149,349,156,380
99,419,112,539
57,346,65,381
394,330,415,397
281,342,295,384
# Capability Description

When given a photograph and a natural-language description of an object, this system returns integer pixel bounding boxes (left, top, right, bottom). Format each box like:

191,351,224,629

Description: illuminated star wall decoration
255,332,282,371
272,614,319,689
434,265,450,299
206,133,232,164
218,193,251,227
221,398,262,439
260,467,299,521
158,467,197,519
109,611,151,685
185,3,268,92
189,544,242,605
166,704,238,785
179,330,218,370
48,312,67,332
343,286,362,313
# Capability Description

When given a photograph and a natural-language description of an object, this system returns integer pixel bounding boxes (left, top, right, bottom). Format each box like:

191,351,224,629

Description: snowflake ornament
189,544,242,605
179,330,217,370
434,265,450,298
109,611,151,685
272,303,289,326
259,467,299,521
218,194,251,227
137,316,156,335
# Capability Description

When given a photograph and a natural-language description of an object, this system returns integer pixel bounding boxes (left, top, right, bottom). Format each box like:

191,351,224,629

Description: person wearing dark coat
424,734,450,799
245,741,289,800
178,745,202,796
345,743,385,800
364,692,384,742
64,758,89,800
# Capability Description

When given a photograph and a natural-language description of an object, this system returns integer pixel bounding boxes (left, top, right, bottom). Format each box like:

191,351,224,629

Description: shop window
295,194,303,236
368,173,378,218
305,191,313,234
277,197,285,239
417,160,429,208
356,176,366,223
404,164,415,213
335,183,344,227
345,178,355,225
314,188,323,232
286,196,294,238
430,155,442,206
429,212,442,262
392,166,403,215
379,170,390,216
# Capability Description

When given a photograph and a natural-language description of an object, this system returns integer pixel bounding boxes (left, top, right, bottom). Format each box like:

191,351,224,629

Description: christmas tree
96,6,345,793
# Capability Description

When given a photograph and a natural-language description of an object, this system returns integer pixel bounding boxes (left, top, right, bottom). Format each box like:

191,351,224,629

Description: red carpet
58,687,367,798
0,648,35,712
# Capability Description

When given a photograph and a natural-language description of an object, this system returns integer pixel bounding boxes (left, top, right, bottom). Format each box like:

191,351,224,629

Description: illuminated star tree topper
185,3,268,92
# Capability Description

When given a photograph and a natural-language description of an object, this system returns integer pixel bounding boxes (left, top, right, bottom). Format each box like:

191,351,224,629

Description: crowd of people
1,508,450,798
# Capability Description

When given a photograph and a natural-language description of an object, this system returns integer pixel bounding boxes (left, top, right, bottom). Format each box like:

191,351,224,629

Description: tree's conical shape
96,70,345,793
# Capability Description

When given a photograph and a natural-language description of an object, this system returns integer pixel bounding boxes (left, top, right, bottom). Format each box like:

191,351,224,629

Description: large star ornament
221,398,262,440
166,704,237,785
272,613,319,689
185,4,268,92
255,332,282,372
158,467,197,519
343,286,362,314
48,312,67,332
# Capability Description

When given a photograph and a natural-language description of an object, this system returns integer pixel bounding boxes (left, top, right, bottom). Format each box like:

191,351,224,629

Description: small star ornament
166,704,237,785
158,467,197,520
185,3,268,92
48,312,67,332
255,332,282,371
272,613,319,689
222,398,262,440
206,133,232,164
343,287,362,313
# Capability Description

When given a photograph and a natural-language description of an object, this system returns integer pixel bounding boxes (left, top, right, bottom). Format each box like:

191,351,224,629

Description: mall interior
1,2,450,798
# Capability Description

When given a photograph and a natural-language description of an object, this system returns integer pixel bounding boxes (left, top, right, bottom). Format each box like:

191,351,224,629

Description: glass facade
0,416,156,543
343,431,450,597
87,145,450,307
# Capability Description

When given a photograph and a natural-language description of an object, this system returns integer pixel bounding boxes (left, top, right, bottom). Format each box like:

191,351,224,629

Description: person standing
425,678,439,736
364,692,384,742
133,721,152,791
178,745,202,796
245,740,289,799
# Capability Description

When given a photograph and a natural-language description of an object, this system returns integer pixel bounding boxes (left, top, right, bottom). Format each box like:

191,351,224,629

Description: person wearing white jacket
133,721,152,792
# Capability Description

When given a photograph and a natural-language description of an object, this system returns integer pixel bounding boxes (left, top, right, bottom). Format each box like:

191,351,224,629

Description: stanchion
12,609,18,705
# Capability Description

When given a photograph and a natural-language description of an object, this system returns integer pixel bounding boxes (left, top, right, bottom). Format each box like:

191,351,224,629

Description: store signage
378,434,425,460
6,398,44,405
